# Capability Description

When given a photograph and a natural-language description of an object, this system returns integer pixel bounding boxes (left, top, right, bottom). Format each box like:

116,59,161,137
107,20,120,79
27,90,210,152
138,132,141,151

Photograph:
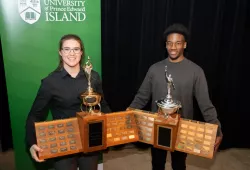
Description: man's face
166,33,187,60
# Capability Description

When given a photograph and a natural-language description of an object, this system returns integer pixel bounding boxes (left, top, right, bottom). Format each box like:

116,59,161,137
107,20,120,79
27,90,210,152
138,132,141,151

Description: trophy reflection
80,56,102,115
156,66,181,118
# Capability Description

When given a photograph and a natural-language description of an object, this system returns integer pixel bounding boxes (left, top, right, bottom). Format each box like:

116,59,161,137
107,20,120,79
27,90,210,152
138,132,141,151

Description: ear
184,42,187,49
59,50,62,56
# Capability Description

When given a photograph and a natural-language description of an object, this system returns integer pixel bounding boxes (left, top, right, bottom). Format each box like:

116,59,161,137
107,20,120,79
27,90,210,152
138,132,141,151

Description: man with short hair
128,23,223,170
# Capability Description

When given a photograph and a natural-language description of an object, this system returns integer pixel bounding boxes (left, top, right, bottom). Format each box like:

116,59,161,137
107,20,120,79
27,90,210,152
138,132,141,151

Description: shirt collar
78,67,85,77
59,66,85,78
165,57,186,65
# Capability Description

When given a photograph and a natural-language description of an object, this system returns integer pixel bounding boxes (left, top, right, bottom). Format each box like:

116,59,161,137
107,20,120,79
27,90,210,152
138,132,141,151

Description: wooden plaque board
133,110,158,145
153,114,180,152
106,111,139,147
76,112,107,153
34,109,218,160
175,119,218,159
35,118,83,160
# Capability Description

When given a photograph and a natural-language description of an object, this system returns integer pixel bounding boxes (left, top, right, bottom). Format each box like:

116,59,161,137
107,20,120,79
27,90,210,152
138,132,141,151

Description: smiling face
166,33,187,62
59,39,83,70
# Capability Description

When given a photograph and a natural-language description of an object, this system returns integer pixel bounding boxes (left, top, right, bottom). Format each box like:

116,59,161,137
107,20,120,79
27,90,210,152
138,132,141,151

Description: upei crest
18,0,41,24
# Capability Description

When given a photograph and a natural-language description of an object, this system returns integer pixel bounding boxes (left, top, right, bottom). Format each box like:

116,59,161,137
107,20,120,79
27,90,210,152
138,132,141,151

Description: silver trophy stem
164,66,174,104
165,83,173,103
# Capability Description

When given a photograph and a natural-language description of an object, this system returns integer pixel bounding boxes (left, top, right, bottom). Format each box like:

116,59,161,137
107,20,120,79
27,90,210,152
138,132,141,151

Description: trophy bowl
159,107,178,115
156,99,181,117
81,90,101,107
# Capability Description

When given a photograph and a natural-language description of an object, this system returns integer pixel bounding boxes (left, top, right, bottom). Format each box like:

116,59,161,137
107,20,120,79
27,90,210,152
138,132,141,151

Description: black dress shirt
25,67,111,148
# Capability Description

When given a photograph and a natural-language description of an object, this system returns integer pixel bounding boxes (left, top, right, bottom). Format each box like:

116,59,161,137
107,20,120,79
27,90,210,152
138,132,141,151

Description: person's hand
29,144,45,162
214,135,223,153
126,107,136,111
126,107,132,111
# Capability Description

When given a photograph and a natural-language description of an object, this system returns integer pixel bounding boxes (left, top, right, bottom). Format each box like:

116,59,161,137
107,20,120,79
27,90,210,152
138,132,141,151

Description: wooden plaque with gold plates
35,118,83,160
35,109,218,160
106,111,139,147
133,110,158,145
175,119,218,159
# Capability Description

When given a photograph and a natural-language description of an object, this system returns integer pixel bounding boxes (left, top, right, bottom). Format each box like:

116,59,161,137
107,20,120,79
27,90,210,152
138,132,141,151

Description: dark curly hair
163,23,189,42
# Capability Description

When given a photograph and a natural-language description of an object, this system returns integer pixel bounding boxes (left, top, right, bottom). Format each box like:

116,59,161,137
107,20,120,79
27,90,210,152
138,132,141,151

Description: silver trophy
156,66,181,118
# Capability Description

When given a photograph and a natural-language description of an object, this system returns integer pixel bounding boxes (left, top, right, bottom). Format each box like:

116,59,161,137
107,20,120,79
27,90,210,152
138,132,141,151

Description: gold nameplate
106,111,139,147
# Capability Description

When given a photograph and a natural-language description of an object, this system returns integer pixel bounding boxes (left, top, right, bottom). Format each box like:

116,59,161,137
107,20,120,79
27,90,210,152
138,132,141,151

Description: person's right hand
29,144,45,162
126,107,134,111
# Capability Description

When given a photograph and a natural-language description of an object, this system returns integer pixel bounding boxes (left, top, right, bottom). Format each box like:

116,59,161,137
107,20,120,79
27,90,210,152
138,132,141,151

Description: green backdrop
0,0,103,169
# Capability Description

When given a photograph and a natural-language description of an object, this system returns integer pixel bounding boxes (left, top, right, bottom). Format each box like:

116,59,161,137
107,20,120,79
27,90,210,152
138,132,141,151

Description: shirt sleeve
25,78,52,148
93,72,112,113
129,67,153,109
194,68,223,137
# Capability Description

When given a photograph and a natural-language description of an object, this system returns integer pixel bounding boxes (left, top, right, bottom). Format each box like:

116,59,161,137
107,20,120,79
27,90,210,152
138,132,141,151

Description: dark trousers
53,152,99,170
151,147,187,170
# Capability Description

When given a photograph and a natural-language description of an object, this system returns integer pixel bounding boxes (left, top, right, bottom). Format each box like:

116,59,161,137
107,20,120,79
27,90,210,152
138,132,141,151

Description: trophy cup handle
80,103,92,113
98,103,101,111
97,103,101,115
80,103,84,112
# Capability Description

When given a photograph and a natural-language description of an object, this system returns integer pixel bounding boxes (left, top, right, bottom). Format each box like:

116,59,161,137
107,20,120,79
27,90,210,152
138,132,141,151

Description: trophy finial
84,56,93,92
165,66,175,90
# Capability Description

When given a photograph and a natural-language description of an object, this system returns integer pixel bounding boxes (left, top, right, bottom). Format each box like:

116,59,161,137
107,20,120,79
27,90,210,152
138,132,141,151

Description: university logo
18,0,41,24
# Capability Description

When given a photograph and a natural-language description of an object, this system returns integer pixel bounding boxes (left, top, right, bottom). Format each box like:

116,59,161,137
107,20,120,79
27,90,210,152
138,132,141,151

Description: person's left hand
214,135,223,153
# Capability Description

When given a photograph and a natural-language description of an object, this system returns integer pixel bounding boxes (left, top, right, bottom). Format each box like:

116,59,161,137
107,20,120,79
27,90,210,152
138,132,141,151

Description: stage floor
0,144,250,170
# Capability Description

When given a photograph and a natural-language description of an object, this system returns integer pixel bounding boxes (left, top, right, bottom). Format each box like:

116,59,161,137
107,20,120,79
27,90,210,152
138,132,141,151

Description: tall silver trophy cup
156,66,182,118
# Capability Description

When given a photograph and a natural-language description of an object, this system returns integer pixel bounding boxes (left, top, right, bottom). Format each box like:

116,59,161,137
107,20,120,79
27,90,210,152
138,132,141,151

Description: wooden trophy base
153,113,180,152
76,111,107,153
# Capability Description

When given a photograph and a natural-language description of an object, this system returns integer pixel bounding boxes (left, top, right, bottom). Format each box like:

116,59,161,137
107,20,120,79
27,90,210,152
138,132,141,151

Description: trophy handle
80,103,88,112
80,103,83,112
80,103,102,115
98,103,101,113
80,103,93,112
